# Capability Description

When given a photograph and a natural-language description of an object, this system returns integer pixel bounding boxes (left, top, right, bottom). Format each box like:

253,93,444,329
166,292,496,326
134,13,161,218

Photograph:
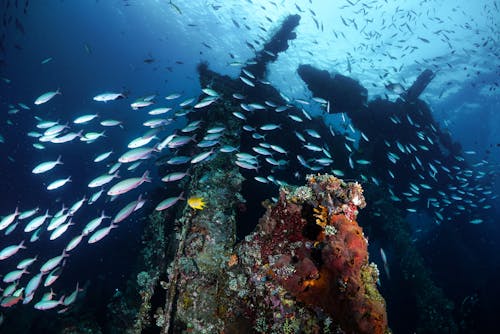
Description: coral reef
224,174,390,334
121,170,390,333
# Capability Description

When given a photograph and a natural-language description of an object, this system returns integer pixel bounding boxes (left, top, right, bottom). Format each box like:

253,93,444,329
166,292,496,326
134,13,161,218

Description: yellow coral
187,196,206,210
313,205,328,228
228,254,238,267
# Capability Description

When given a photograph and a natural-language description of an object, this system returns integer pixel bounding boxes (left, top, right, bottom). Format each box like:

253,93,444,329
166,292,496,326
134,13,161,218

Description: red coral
324,215,367,277
344,202,360,222
254,191,389,334
258,201,307,261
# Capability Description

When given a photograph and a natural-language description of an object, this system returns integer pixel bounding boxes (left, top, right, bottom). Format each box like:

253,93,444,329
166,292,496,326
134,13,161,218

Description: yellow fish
187,197,205,210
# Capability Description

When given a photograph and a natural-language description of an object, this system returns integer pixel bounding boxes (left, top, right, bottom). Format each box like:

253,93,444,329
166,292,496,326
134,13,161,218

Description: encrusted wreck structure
126,169,391,334
105,12,458,334
110,14,389,334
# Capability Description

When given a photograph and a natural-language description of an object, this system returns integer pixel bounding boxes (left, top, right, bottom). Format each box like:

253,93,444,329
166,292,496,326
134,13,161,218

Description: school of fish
0,0,497,313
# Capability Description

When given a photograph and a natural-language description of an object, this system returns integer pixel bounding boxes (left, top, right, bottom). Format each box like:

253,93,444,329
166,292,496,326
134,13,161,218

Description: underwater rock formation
224,174,390,334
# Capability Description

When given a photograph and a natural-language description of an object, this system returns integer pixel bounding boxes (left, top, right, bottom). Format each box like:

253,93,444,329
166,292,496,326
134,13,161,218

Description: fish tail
141,170,151,182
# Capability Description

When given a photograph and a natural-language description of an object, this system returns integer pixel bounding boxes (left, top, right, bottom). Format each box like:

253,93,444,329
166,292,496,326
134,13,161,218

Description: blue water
1,0,499,333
